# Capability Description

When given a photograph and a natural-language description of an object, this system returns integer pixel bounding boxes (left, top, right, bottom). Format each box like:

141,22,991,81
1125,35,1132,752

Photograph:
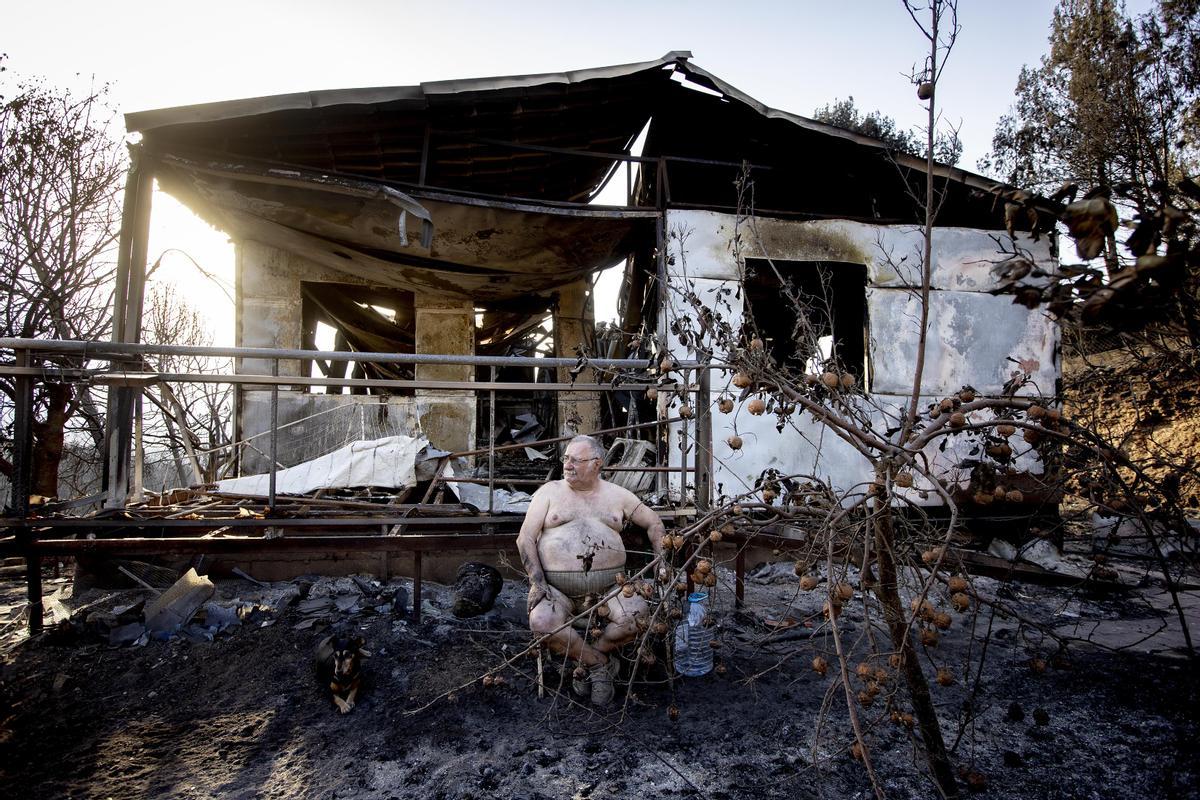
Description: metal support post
488,366,496,514
268,359,279,511
12,350,41,633
695,367,712,512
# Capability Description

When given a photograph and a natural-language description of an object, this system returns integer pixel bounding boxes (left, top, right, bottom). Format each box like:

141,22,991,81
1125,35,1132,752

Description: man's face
562,442,602,488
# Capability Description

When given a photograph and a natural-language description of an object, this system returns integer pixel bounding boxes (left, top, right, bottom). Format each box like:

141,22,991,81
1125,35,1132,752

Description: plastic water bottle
674,592,713,677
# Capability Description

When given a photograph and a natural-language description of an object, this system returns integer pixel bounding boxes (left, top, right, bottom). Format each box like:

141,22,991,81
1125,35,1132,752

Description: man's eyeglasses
561,456,601,466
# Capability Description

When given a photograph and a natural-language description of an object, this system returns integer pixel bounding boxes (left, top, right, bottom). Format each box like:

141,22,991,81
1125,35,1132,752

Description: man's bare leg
595,591,648,654
528,584,606,667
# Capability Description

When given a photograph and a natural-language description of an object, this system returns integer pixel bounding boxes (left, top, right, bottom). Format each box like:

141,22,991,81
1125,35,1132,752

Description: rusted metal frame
0,338,670,370
208,492,466,512
440,477,542,487
21,532,519,556
114,374,662,393
10,515,518,533
3,367,673,395
11,349,41,634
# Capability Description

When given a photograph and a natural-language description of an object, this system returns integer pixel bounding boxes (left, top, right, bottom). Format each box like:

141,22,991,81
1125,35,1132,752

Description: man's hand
528,581,550,613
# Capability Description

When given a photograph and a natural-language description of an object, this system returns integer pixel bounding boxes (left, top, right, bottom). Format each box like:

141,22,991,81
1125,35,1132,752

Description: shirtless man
516,435,665,706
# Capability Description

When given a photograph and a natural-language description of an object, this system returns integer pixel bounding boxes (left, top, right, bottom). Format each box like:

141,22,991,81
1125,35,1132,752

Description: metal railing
0,338,720,629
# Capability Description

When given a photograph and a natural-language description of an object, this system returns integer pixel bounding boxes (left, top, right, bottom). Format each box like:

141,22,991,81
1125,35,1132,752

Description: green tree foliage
984,1,1200,343
983,0,1198,219
813,97,962,166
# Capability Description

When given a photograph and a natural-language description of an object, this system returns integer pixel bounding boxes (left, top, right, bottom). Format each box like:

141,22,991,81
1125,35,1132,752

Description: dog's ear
352,635,365,650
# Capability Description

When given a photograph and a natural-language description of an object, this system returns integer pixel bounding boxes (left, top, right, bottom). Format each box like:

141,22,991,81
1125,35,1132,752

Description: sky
4,0,1157,342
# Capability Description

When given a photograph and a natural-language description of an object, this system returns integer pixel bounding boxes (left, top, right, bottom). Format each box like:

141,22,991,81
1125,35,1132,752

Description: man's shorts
544,566,625,626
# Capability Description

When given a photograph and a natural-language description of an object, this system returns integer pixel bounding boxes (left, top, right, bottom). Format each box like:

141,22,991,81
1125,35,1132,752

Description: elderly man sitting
516,435,665,706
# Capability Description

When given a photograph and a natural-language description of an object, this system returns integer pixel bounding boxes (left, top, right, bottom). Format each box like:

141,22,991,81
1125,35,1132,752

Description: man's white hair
566,434,606,461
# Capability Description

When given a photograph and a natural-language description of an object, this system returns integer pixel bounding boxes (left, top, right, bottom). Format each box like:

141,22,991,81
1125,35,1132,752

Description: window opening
742,259,869,386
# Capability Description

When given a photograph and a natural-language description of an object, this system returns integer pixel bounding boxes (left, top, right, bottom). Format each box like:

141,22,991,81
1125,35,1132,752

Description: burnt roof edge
125,51,693,134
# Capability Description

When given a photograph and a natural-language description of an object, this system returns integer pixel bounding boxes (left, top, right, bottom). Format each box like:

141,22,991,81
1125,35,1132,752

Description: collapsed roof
128,51,1013,306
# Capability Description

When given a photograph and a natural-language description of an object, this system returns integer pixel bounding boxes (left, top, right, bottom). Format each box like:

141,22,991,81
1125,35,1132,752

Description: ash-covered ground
0,551,1196,800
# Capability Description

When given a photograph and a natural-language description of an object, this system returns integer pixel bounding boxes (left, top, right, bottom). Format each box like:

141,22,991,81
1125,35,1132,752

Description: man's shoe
589,658,619,707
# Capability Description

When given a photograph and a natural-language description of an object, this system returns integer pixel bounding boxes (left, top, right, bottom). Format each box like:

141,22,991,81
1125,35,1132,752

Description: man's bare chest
545,490,623,532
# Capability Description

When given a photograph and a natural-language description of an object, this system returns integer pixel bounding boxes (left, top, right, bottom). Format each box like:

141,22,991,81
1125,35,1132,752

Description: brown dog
315,634,369,714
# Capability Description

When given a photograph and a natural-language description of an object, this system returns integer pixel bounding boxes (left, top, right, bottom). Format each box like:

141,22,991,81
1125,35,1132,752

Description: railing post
269,359,279,511
12,349,42,634
488,366,496,514
695,366,711,512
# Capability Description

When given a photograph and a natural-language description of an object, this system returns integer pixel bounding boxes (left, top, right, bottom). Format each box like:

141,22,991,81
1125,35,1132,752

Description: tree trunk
873,502,960,799
31,384,72,498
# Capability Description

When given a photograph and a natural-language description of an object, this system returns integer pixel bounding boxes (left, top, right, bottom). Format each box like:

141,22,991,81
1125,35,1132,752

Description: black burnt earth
0,565,1195,800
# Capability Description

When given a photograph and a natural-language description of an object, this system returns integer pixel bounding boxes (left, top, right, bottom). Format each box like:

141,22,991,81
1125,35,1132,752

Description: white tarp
446,481,533,514
217,435,429,495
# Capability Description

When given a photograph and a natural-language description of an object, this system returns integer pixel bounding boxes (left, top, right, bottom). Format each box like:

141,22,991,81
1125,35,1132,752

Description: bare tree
0,62,124,497
139,283,233,489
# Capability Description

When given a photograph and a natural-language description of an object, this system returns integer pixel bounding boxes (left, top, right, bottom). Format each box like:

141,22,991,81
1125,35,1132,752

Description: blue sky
10,0,1155,170
3,0,1158,336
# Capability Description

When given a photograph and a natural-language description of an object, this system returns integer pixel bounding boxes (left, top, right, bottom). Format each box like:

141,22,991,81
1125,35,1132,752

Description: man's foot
571,665,590,697
589,658,620,707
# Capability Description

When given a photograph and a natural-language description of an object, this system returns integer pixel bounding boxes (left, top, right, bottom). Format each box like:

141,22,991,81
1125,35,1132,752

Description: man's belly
538,519,626,574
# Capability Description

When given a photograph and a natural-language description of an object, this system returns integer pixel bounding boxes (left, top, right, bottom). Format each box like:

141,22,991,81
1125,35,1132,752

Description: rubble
144,569,215,634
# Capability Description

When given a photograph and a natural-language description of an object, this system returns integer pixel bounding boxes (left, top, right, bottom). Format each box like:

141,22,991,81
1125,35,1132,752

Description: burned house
122,51,1057,510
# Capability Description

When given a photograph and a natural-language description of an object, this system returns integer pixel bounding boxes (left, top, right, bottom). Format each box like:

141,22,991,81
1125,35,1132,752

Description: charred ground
0,551,1195,800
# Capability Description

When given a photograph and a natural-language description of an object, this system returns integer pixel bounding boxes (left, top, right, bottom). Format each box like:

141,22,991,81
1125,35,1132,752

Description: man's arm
624,490,665,557
516,488,552,607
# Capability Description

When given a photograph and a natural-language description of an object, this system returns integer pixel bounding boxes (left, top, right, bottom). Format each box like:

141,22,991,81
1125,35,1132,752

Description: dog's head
330,635,369,681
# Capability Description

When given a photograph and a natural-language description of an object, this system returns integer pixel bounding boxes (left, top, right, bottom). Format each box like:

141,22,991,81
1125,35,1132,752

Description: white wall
660,210,1059,505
